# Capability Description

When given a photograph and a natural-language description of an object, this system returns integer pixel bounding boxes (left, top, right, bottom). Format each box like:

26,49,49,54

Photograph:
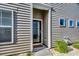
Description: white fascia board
33,3,51,10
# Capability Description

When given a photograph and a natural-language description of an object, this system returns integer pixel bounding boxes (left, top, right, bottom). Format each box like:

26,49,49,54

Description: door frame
31,3,51,51
33,19,43,45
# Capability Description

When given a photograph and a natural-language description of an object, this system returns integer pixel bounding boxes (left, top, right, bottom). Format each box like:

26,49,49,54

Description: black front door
33,20,41,43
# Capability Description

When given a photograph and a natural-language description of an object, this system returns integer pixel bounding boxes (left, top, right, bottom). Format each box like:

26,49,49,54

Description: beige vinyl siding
0,3,31,55
43,11,48,46
45,3,79,47
33,8,49,46
33,8,44,19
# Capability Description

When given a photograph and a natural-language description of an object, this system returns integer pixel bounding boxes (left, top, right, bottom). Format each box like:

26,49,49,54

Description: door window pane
0,27,11,43
33,20,41,43
33,21,38,40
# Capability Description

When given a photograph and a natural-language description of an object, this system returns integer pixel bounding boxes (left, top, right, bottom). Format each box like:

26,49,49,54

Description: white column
48,9,51,48
30,3,33,51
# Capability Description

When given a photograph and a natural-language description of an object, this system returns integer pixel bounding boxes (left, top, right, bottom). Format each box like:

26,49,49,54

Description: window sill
0,41,14,46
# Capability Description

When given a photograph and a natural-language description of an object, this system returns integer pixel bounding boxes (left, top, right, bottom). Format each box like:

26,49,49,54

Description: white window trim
0,9,14,45
68,19,74,28
59,17,66,27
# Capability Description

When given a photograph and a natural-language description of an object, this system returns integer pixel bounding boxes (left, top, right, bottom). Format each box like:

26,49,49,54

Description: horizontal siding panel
1,49,29,56
0,4,17,11
17,29,31,31
17,41,30,44
17,22,31,24
17,16,30,19
17,36,30,40
0,45,30,51
16,19,31,22
17,19,31,21
0,43,30,49
0,3,31,55
17,36,30,38
0,48,30,55
48,3,79,46
2,3,31,10
17,33,31,35
17,10,31,14
17,38,30,40
17,23,30,25
16,3,31,7
17,12,31,16
17,35,30,37
17,15,30,18
17,39,31,41
17,8,31,12
17,30,30,33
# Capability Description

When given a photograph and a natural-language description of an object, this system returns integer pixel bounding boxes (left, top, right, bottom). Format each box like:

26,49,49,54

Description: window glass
69,19,74,27
2,17,11,26
60,19,64,25
60,18,66,27
0,9,13,44
2,10,12,26
70,20,73,26
77,20,79,27
2,10,11,18
0,27,11,43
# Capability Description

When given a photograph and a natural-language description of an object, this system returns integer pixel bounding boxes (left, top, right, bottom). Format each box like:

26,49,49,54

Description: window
59,18,66,27
76,20,79,28
0,9,13,44
68,19,74,28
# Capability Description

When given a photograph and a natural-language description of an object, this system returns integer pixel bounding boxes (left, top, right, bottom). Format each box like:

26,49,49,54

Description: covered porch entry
32,3,51,51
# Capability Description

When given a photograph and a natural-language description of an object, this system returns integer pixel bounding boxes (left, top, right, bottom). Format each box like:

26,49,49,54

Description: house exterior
0,3,79,55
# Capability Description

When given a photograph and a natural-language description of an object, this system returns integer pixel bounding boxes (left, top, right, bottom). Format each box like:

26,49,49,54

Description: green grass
54,40,68,53
72,41,79,49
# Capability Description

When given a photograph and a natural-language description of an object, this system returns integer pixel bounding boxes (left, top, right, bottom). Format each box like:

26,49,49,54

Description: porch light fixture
51,8,56,12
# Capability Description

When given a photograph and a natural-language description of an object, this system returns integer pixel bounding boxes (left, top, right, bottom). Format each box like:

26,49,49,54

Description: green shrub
27,51,32,56
72,41,79,49
54,40,68,53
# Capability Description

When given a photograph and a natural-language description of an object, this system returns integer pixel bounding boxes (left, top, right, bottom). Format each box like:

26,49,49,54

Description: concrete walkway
33,46,53,56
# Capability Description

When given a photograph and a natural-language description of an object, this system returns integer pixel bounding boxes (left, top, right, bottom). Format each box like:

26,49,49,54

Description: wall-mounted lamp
51,8,56,12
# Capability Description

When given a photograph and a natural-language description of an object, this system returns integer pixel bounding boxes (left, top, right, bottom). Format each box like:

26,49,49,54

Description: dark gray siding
0,3,32,55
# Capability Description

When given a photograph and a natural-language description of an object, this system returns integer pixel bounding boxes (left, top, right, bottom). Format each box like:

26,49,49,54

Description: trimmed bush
54,40,68,53
27,51,32,56
72,41,79,49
